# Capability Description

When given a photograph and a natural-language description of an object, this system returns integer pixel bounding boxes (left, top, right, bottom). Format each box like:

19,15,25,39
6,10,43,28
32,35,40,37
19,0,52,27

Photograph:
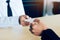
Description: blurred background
22,0,60,18
0,0,60,18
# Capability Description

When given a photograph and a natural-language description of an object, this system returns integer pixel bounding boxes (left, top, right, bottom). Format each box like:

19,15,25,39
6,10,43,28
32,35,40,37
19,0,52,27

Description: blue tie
6,0,12,17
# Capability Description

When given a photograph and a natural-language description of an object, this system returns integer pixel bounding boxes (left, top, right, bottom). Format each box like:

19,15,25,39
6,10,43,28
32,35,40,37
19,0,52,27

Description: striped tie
6,0,12,17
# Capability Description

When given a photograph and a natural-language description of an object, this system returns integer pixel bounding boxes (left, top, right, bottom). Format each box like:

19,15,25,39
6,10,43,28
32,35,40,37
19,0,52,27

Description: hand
19,15,30,26
30,19,48,36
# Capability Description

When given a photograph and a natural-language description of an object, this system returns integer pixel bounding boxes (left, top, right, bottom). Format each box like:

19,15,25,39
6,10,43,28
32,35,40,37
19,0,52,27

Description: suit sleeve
40,29,60,40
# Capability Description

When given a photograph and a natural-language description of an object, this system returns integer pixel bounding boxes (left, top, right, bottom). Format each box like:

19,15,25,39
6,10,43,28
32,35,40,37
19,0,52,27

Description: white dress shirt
0,0,25,17
0,0,25,28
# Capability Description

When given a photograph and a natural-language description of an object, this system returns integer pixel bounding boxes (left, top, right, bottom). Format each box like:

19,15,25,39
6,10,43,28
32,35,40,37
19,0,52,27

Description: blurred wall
44,0,60,16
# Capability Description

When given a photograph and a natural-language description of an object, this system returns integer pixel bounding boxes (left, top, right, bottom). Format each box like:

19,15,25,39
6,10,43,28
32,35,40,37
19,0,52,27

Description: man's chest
0,0,25,17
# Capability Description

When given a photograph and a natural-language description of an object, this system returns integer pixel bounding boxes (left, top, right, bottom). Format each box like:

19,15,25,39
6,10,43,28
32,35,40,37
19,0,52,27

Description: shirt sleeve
41,29,60,40
0,16,20,28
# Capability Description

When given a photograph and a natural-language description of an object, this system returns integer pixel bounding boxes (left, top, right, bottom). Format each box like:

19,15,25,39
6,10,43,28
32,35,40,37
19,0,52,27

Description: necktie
6,0,12,17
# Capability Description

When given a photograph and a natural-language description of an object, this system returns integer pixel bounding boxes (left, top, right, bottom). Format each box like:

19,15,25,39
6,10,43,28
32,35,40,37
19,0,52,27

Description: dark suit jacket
41,29,60,40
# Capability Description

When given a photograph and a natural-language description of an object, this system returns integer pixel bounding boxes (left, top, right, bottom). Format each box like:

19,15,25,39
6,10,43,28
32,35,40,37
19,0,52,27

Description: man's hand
19,15,30,26
30,19,48,36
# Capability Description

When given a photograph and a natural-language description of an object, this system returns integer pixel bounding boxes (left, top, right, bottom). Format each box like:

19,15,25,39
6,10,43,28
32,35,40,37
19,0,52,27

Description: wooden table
0,15,60,40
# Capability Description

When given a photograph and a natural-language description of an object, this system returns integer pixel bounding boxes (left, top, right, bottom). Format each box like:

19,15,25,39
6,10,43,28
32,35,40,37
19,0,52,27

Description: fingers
33,19,46,28
33,19,40,24
29,19,48,36
19,15,29,21
29,22,38,34
19,15,30,26
29,19,43,36
31,22,38,27
32,30,39,36
21,15,29,19
30,25,41,36
21,21,30,26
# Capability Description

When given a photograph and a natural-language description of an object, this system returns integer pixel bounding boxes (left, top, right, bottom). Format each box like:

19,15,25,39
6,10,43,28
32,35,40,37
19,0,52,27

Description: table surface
0,15,60,40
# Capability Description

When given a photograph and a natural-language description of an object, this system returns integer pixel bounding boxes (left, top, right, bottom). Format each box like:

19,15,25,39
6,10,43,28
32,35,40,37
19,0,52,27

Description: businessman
19,16,60,40
0,0,26,27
